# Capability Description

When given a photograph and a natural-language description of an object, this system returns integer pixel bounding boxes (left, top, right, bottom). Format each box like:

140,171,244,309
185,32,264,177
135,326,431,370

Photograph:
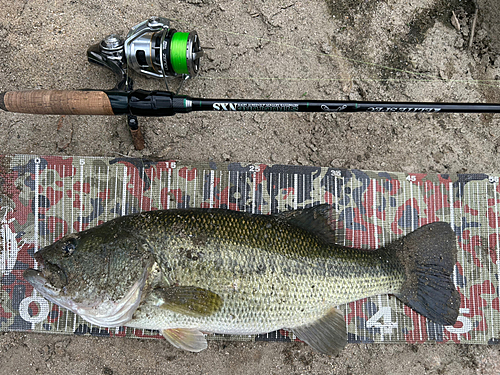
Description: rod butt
0,92,6,111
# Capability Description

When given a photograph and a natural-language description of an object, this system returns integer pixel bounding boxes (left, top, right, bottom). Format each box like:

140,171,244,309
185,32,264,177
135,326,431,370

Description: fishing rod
1,16,500,150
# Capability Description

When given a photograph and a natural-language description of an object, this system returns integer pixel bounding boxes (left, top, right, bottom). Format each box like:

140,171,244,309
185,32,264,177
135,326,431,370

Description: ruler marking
252,171,256,214
236,171,240,211
167,168,171,210
260,169,264,214
139,162,144,212
381,177,392,341
63,160,68,332
463,182,470,343
373,178,378,248
293,174,298,210
402,177,410,342
372,178,383,342
495,182,500,277
458,182,465,343
389,177,399,342
244,171,248,212
220,171,223,209
485,182,494,339
72,312,77,335
277,173,281,213
449,180,459,343
113,166,118,218
33,157,39,256
97,166,101,226
210,170,215,209
122,165,127,216
413,180,423,342
31,158,41,329
176,168,180,209
476,182,493,340
193,168,197,208
332,172,349,337
130,162,135,213
449,182,455,228
493,180,500,339
202,169,206,208
346,176,357,337
78,159,85,232
228,170,232,210
439,181,448,341
302,173,305,209
184,168,188,209
269,172,273,214
468,183,477,343
158,168,163,211
425,180,431,338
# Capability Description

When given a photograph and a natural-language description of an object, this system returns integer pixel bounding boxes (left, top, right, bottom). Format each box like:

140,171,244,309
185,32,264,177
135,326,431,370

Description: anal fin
161,328,208,352
291,307,347,356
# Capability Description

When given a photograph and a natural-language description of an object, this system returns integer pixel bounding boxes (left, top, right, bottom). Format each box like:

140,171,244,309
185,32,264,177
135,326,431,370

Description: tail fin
392,222,460,326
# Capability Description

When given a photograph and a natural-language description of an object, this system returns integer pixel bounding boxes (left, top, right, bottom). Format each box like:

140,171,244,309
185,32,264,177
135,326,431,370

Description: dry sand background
1,0,500,373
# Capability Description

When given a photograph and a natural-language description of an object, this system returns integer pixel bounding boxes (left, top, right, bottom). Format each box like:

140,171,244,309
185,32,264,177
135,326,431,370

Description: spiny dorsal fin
276,204,337,245
291,307,347,356
151,286,223,317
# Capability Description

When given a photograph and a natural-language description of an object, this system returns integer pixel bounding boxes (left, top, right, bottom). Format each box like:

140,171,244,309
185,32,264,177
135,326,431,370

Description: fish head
24,221,153,327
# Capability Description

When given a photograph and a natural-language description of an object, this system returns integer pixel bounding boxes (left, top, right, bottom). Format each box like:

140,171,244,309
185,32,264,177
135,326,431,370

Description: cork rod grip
0,90,115,115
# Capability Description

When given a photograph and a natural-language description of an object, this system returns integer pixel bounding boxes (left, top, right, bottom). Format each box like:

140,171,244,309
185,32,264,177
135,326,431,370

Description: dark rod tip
0,92,6,111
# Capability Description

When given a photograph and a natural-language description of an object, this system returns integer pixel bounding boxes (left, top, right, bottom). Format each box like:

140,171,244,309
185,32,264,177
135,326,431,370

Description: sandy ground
0,0,500,373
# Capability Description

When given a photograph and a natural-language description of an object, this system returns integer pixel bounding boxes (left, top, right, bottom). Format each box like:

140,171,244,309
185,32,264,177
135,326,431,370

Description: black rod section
190,98,500,114
103,90,500,116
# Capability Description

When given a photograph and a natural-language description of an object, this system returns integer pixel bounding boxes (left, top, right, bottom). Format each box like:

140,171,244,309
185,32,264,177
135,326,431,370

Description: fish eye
61,241,76,256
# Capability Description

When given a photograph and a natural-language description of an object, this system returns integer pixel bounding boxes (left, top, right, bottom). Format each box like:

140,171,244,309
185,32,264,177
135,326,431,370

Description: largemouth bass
23,205,460,355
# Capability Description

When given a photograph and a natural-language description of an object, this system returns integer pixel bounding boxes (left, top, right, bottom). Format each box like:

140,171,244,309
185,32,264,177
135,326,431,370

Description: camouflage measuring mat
0,154,499,345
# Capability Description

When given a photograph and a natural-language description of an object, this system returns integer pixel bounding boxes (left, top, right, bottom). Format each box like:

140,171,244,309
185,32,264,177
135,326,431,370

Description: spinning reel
87,16,204,148
87,16,204,92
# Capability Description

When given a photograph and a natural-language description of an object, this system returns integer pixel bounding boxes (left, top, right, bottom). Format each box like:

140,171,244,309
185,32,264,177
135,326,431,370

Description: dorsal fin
275,204,337,245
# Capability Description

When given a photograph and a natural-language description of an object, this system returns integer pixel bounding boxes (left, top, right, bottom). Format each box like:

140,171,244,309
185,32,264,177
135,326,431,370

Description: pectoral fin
162,328,208,352
151,286,223,317
291,307,347,356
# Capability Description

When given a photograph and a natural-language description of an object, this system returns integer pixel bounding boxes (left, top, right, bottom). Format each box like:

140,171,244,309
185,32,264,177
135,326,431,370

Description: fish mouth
23,253,68,297
23,267,64,302
23,268,47,288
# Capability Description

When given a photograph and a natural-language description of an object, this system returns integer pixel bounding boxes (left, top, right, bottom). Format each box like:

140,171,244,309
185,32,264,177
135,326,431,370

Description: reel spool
88,16,204,90
124,17,203,80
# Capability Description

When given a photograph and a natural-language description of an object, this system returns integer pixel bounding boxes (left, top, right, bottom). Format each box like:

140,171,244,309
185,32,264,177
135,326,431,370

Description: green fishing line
170,32,189,75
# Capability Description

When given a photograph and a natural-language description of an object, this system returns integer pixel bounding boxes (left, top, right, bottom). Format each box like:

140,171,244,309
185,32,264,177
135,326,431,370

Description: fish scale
125,209,405,333
24,205,459,354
